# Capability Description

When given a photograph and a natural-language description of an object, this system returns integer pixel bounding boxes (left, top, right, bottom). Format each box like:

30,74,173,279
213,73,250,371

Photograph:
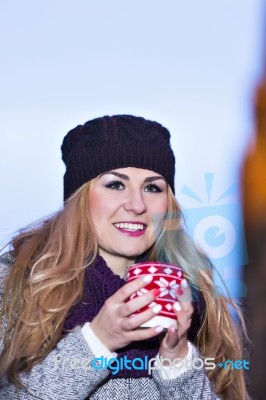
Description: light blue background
0,0,265,296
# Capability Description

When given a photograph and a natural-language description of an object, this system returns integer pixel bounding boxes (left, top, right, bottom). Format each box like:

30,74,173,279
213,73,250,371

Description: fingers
91,275,165,352
111,274,161,319
162,278,194,350
164,325,179,349
176,279,193,303
161,330,189,360
174,279,194,330
101,275,194,352
121,302,162,331
121,287,160,318
127,325,164,343
166,278,193,345
173,301,192,330
175,278,194,316
112,275,153,304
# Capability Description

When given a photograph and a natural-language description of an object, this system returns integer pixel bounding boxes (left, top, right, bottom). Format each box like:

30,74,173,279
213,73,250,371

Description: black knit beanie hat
61,115,175,201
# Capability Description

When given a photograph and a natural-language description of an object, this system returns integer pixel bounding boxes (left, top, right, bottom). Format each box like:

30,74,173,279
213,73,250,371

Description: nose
123,190,147,214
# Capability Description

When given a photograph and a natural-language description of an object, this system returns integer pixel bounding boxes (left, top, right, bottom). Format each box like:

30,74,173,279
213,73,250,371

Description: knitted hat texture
61,115,175,200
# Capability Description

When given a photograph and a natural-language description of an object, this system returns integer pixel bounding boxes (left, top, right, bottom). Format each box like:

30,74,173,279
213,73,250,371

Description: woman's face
88,167,168,268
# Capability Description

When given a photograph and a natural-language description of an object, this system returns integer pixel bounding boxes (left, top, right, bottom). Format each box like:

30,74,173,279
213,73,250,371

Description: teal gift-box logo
181,173,248,269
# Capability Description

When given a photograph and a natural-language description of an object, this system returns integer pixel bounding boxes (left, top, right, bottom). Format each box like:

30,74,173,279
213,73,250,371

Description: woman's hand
90,275,164,352
159,279,194,360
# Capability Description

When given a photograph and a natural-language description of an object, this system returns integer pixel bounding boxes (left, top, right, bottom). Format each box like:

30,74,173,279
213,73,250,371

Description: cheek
150,198,168,225
88,191,107,221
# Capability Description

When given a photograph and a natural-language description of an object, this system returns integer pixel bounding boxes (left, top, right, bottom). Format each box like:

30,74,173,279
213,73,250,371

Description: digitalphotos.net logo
52,355,250,376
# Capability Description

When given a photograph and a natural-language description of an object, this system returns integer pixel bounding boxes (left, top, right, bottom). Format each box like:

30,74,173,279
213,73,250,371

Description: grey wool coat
0,254,220,399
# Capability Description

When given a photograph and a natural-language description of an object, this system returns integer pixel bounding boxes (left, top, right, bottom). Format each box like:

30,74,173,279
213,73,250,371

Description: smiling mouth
113,222,146,232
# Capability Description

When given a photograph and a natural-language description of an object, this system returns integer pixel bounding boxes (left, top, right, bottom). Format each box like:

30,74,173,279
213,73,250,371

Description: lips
113,222,147,237
113,222,146,231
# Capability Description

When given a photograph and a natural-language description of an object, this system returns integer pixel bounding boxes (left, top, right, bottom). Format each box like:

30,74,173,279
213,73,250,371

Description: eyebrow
98,171,166,183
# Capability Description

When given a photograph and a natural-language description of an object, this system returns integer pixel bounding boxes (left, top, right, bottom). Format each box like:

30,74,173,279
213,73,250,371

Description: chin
119,248,149,260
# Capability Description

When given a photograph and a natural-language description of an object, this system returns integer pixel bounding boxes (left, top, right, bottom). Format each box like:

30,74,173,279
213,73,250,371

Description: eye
105,180,125,190
144,184,163,193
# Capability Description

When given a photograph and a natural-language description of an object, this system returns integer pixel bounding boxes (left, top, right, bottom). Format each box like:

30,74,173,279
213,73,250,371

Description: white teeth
114,223,145,231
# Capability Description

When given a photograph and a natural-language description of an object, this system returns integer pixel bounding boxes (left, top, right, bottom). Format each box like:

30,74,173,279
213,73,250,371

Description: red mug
126,262,184,329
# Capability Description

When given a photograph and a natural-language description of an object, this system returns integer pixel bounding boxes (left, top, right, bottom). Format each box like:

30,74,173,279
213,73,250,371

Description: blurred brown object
242,79,266,400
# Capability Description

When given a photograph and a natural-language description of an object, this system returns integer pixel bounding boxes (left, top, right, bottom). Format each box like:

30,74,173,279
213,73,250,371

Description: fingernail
152,304,162,314
170,325,177,333
155,325,164,333
142,275,153,283
173,302,182,312
152,288,161,298
181,279,188,288
177,287,184,296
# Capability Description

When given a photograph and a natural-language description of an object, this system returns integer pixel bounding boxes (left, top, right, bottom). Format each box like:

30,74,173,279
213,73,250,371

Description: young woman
0,115,249,399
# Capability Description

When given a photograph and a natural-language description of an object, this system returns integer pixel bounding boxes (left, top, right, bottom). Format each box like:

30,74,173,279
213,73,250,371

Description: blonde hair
150,189,250,400
0,183,249,398
0,181,97,385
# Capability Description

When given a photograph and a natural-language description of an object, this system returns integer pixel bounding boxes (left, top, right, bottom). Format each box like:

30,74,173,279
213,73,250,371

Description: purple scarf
63,255,204,379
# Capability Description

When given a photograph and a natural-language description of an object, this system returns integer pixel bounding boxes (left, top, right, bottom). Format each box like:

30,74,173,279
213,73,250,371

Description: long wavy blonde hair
150,191,250,400
0,181,249,399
